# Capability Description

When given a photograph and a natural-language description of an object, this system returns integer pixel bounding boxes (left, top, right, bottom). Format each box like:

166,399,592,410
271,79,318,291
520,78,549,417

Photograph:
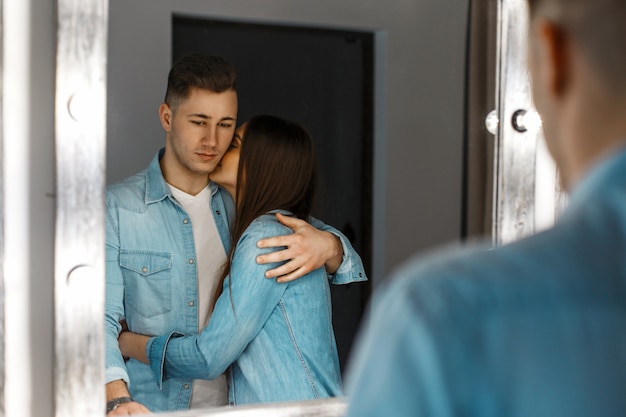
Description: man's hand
256,213,343,282
106,380,151,415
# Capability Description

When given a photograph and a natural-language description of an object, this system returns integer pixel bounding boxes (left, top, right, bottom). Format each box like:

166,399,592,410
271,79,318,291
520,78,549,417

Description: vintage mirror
96,0,471,415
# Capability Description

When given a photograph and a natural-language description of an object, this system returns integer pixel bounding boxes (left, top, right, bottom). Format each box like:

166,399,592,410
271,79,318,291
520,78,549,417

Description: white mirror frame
492,0,566,246
492,0,538,245
54,0,108,415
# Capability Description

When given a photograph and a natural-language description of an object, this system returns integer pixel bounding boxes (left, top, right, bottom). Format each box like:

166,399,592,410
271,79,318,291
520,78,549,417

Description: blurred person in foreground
345,0,626,415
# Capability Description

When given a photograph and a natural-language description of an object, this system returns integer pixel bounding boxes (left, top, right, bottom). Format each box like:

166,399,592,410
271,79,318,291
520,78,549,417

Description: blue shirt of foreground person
345,0,626,416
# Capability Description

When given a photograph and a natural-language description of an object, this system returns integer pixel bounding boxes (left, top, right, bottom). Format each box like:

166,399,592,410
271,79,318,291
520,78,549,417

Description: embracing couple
105,53,367,415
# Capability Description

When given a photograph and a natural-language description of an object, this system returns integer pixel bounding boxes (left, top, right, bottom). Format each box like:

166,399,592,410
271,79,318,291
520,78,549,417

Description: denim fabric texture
345,148,626,417
105,149,366,412
147,210,363,405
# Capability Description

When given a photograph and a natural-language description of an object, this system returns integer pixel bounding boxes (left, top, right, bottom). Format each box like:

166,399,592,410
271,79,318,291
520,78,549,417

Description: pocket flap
120,250,172,276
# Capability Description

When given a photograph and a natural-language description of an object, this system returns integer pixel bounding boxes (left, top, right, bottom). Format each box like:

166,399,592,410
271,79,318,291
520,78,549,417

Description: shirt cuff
147,331,183,389
328,231,367,285
105,366,130,387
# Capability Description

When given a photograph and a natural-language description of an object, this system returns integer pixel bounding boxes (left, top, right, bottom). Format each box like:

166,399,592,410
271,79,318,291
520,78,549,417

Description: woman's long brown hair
211,115,319,311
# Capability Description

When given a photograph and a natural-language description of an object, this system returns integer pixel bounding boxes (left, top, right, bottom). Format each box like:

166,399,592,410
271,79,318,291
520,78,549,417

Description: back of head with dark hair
236,114,318,230
164,53,237,110
527,0,626,92
212,115,319,309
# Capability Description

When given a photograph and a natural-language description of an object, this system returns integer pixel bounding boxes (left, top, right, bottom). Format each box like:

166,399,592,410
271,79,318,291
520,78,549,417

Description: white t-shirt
168,184,229,408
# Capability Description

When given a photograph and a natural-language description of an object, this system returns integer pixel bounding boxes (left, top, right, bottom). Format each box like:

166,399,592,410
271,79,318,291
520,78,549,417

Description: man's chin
193,161,219,175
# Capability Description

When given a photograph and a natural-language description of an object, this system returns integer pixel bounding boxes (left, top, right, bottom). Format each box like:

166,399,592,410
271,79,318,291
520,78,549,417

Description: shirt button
188,258,194,264
216,210,221,215
183,219,189,224
188,301,195,307
142,267,148,273
183,384,189,390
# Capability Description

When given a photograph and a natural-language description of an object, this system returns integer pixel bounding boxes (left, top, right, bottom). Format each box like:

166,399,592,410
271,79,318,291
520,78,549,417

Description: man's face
161,87,238,183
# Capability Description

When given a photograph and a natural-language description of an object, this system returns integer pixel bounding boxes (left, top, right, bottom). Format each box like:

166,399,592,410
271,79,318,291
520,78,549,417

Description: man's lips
196,152,218,161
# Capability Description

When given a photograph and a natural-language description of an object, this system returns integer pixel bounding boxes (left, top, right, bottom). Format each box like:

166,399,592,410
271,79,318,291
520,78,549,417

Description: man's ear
535,19,570,98
159,103,172,131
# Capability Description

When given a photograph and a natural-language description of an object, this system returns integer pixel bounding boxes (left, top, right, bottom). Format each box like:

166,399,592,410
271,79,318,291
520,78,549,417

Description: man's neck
159,154,209,196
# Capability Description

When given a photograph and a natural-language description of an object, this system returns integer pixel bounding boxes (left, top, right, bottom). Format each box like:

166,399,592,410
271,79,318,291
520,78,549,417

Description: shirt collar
144,148,220,204
144,148,170,204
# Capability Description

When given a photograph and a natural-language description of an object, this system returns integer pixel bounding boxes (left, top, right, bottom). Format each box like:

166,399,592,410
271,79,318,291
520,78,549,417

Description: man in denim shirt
105,54,366,415
346,0,626,416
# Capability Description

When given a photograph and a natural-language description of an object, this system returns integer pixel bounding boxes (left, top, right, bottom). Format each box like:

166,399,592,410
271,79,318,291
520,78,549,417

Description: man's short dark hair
164,53,237,110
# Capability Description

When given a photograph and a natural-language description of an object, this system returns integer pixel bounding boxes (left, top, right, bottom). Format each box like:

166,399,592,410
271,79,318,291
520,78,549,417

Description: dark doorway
172,15,373,373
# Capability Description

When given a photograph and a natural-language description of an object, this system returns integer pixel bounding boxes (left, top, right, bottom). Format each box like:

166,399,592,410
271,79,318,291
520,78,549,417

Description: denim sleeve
104,202,130,386
147,221,290,382
309,217,367,285
146,331,184,389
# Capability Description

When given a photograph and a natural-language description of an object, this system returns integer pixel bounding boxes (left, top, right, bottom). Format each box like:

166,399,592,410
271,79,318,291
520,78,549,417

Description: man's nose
202,126,218,147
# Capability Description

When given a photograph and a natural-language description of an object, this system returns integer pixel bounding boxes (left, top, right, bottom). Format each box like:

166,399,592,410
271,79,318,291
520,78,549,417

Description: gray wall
107,0,471,284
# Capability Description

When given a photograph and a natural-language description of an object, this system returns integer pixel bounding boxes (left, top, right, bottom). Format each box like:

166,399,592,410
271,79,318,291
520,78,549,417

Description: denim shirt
146,210,360,405
345,148,626,417
105,149,366,412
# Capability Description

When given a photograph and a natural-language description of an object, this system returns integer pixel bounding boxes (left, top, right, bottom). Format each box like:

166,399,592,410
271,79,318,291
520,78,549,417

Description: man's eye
191,120,205,126
218,122,233,128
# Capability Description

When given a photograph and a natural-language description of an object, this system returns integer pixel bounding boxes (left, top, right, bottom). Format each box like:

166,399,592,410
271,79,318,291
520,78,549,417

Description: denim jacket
105,149,367,412
147,210,357,405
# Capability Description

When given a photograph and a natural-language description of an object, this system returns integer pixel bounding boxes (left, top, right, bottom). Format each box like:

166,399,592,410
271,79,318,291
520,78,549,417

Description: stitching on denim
324,285,341,386
278,300,320,398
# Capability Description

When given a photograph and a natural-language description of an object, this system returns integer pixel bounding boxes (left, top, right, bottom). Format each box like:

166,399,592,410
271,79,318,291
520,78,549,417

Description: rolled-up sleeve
309,217,368,285
146,331,184,389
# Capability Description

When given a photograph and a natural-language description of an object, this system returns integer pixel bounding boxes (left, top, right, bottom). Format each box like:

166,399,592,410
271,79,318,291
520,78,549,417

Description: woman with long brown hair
119,115,357,405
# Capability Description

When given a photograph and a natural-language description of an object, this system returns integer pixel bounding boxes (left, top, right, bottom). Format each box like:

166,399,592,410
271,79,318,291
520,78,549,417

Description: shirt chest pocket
120,250,173,318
